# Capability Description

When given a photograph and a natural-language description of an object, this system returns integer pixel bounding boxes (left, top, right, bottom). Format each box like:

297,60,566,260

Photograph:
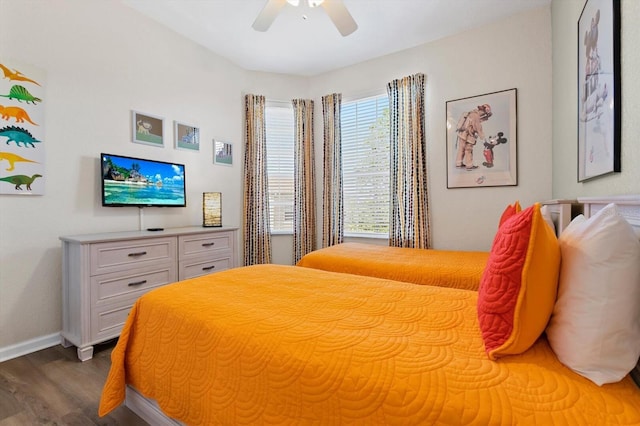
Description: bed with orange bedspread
99,264,640,425
297,243,488,291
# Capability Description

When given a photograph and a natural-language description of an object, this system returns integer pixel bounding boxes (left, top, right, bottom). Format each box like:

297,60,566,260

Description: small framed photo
214,140,233,166
132,111,164,147
446,88,517,188
174,121,200,151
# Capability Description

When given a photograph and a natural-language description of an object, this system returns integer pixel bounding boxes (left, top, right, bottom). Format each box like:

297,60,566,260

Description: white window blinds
265,102,295,233
341,94,390,236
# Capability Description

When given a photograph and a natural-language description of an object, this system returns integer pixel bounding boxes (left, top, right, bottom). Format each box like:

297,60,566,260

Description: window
341,94,390,236
265,102,294,233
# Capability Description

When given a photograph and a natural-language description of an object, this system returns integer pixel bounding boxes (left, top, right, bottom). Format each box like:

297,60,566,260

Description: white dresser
60,226,238,361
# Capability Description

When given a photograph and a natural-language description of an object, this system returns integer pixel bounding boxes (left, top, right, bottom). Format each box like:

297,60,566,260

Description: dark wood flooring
0,340,147,425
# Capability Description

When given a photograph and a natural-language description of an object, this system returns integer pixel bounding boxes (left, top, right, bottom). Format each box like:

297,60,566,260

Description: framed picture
446,88,517,188
174,121,200,151
577,0,621,182
132,111,164,147
214,140,233,166
0,59,46,195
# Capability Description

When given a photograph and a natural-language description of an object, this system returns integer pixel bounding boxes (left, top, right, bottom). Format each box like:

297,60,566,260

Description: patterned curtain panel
387,73,432,249
321,93,344,247
292,99,317,263
243,94,272,265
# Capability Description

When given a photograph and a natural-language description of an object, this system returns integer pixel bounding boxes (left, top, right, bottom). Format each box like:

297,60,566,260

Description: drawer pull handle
128,251,147,257
128,280,147,287
202,242,215,247
202,265,216,271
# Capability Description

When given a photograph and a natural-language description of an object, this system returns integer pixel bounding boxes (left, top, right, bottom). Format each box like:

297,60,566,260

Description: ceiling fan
252,0,358,37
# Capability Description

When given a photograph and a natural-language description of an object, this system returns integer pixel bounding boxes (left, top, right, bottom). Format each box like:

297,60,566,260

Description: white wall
552,0,640,198
310,6,553,252
0,0,253,351
0,1,552,353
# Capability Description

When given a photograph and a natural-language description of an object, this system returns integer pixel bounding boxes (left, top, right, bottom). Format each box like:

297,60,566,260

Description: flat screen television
101,153,186,207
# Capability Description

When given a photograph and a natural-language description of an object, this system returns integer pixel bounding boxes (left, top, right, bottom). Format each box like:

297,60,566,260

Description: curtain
387,73,431,248
321,93,344,247
292,99,316,263
243,94,272,265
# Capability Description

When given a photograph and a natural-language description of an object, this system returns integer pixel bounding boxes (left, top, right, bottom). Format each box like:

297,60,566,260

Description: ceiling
123,0,551,77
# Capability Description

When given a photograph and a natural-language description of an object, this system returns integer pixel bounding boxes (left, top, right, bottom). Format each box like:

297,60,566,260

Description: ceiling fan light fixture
308,0,324,7
286,0,300,6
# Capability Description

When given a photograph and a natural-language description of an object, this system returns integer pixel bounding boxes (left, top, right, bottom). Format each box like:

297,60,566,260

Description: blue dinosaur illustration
0,173,42,190
0,126,41,147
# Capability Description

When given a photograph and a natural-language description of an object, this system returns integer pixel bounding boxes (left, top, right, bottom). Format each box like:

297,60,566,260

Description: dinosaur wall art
0,152,38,171
0,64,41,86
0,104,38,125
0,59,45,195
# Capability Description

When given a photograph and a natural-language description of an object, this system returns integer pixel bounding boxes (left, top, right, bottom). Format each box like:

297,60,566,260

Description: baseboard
0,332,61,363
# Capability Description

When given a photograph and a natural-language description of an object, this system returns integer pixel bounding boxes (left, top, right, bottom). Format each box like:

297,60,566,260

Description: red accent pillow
498,201,521,227
478,203,560,360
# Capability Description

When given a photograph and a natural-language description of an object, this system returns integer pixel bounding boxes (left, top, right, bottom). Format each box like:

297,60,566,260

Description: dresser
60,226,238,361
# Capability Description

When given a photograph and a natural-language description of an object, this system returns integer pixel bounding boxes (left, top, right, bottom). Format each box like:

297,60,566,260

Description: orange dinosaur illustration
0,151,38,171
0,64,41,86
0,104,38,125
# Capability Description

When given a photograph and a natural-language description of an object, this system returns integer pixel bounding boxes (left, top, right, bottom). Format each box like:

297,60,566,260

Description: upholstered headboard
578,195,640,387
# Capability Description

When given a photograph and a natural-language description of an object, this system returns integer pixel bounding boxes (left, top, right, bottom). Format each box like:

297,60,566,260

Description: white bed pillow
540,205,556,235
546,203,640,385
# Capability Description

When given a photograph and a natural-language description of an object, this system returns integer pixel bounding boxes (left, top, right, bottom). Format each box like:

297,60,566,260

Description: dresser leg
77,345,94,361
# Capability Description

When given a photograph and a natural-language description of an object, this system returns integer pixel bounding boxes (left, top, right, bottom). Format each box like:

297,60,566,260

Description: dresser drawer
179,253,232,280
91,301,135,342
179,232,232,259
91,264,177,306
90,237,176,275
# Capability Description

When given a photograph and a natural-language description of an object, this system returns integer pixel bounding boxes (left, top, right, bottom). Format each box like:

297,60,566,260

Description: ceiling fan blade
321,0,358,36
252,0,287,32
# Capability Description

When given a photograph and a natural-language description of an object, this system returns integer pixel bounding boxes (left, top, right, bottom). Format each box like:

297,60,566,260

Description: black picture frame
577,0,621,182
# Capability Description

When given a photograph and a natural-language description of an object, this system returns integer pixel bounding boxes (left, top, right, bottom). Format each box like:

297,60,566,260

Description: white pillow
546,203,640,385
540,205,556,235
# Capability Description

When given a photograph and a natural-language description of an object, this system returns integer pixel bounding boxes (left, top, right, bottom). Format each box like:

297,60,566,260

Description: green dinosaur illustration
0,151,38,171
0,85,42,104
0,173,42,190
0,126,41,147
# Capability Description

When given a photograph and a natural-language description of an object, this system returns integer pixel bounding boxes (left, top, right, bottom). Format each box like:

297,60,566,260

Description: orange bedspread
100,265,640,425
297,242,488,291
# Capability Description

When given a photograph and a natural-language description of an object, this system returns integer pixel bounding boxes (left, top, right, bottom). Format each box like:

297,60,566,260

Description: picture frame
446,88,517,188
132,111,164,147
174,121,200,151
577,0,621,182
214,140,233,166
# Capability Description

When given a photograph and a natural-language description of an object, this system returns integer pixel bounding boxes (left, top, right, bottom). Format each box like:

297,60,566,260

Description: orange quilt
99,265,640,425
297,243,488,291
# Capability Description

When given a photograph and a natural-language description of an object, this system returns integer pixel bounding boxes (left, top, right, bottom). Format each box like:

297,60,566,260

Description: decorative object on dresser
60,226,238,361
202,192,222,227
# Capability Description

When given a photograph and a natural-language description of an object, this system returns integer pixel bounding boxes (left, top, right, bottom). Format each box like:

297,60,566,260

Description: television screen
101,153,186,207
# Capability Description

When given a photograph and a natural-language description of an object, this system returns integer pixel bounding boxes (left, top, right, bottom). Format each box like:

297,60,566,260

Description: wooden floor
0,340,147,425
